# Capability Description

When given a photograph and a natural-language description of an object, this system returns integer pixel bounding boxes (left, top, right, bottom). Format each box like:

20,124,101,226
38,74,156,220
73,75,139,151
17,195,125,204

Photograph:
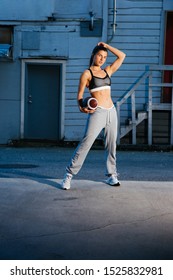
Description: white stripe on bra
90,85,111,93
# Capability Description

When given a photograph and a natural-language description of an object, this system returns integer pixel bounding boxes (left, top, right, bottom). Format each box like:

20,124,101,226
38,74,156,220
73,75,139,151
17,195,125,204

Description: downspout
89,11,94,31
107,0,117,43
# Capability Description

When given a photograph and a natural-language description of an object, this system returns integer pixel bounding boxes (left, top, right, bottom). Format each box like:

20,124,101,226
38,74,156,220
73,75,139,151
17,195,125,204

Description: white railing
116,65,173,145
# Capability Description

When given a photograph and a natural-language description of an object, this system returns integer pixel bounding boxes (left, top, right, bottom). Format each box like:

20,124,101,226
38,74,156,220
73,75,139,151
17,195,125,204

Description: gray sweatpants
66,106,118,177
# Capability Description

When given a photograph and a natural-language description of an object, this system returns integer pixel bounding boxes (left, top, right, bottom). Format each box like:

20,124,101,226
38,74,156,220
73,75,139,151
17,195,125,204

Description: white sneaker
105,175,120,186
61,173,73,190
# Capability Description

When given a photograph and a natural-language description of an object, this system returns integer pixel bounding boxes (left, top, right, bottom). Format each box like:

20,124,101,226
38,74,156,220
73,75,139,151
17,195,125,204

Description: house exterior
0,0,172,146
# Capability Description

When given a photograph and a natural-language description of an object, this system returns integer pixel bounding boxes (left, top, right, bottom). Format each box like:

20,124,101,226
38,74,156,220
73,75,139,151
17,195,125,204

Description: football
83,97,98,110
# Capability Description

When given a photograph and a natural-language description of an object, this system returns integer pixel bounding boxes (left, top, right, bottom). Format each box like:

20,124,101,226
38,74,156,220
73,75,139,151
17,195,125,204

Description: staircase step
120,111,148,138
120,124,133,138
137,111,148,123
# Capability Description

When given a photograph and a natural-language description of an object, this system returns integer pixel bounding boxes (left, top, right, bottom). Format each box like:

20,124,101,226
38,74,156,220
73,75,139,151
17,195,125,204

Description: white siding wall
64,36,100,140
64,0,164,140
107,0,163,124
109,0,163,124
0,0,165,143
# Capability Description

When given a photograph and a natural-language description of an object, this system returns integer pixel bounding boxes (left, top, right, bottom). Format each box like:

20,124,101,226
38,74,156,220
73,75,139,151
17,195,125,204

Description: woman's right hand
79,106,95,114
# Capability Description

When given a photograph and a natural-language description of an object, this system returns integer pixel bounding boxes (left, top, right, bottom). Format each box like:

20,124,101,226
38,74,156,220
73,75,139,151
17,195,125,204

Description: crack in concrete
1,211,172,241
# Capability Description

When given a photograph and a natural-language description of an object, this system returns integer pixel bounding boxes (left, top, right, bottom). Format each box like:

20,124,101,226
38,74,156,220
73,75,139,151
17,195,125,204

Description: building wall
0,0,54,21
0,0,171,144
0,60,21,143
0,0,106,144
65,0,166,141
111,0,164,123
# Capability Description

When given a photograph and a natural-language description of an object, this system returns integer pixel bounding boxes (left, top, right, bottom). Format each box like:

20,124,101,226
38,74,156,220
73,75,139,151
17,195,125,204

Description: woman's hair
89,45,108,67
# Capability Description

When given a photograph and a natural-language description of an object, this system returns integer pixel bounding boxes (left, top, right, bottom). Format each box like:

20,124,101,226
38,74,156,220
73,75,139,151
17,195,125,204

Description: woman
61,42,126,190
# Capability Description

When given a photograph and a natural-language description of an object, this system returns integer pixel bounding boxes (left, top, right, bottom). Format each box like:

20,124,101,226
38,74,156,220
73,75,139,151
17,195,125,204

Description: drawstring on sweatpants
107,110,111,125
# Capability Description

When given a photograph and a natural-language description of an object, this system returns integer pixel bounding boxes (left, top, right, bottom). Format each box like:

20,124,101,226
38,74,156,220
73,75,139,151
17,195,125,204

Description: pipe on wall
107,0,117,43
89,11,94,30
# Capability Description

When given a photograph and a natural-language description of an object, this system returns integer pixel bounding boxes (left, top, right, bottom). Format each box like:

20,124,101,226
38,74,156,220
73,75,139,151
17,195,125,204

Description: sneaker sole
112,182,120,187
62,186,70,190
104,180,121,187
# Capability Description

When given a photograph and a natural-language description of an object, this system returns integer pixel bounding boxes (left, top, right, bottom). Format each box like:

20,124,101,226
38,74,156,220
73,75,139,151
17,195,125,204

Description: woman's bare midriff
90,89,114,109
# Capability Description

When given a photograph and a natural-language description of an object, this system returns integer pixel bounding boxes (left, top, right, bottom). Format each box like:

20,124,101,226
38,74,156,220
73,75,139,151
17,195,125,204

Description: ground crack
1,212,172,241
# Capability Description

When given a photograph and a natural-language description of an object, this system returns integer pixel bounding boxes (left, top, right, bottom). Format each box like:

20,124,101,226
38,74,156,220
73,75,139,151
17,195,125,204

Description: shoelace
64,175,72,182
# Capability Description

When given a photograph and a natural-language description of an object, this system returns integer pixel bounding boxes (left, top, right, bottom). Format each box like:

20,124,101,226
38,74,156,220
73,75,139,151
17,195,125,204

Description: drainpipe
107,0,117,43
89,11,94,31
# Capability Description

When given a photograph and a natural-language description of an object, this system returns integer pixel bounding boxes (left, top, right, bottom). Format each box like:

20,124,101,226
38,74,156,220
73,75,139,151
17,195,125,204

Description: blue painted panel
22,32,40,50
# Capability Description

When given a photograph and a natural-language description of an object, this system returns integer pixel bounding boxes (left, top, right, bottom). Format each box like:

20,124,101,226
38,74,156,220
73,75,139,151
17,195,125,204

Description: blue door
24,64,61,140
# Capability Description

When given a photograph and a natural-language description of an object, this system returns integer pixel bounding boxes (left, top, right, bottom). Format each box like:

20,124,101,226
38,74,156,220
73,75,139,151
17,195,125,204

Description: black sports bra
88,68,111,93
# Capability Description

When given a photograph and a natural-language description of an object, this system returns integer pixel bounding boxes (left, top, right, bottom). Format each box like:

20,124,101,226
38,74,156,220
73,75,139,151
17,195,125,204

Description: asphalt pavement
0,146,173,260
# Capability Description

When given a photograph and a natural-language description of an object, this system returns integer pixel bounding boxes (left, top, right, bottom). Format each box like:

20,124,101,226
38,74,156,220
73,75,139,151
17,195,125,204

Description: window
0,26,13,59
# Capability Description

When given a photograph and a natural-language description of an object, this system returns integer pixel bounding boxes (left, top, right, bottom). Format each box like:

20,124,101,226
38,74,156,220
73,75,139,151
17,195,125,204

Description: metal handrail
116,70,151,144
116,65,173,145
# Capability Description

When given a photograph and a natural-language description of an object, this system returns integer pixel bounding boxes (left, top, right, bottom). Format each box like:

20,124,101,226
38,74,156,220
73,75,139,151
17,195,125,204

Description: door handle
28,95,32,104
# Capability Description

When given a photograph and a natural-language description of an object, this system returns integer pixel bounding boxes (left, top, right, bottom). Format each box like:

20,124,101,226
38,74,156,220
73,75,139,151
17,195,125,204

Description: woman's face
93,50,107,66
